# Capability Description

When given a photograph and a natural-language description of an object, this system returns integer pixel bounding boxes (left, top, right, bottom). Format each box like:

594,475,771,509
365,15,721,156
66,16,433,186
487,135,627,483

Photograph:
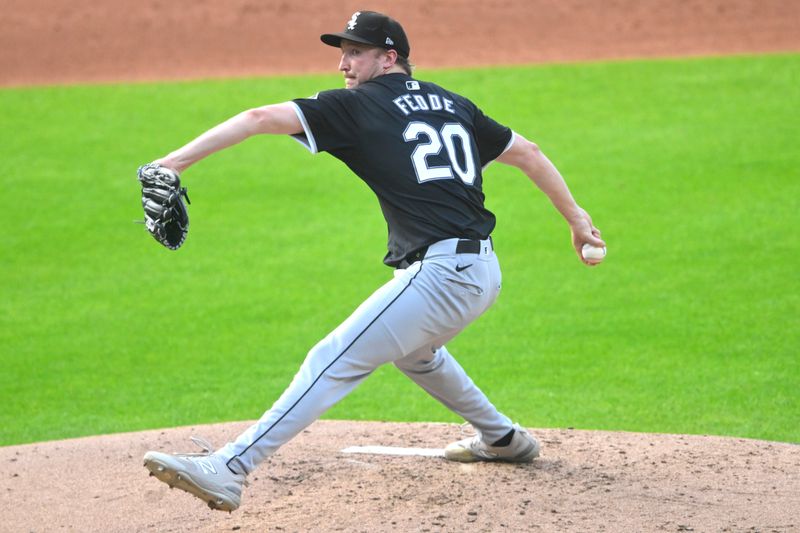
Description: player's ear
382,49,398,70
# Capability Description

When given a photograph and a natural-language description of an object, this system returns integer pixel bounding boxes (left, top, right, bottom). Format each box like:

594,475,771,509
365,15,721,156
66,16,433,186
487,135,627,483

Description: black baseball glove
137,163,191,250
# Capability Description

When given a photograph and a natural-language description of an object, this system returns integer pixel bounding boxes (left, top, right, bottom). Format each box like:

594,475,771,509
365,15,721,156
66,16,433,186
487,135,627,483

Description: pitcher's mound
3,420,798,532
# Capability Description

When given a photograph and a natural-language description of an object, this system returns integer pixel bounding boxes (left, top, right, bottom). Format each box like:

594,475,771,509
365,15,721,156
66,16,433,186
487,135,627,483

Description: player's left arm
496,132,605,265
156,103,304,173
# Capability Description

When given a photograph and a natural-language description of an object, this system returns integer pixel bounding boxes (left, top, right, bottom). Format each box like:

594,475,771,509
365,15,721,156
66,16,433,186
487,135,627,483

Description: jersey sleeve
290,89,359,154
472,106,514,167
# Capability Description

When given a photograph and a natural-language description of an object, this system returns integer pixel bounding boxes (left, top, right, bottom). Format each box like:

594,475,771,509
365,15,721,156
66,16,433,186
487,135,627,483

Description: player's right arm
156,103,304,173
497,132,605,264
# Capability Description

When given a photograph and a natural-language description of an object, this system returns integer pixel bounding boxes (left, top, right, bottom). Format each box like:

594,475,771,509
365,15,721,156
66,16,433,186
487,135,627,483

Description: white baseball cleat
143,437,248,512
444,424,540,463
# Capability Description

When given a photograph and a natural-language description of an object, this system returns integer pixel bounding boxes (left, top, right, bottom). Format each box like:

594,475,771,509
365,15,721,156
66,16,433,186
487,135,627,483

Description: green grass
1,54,798,446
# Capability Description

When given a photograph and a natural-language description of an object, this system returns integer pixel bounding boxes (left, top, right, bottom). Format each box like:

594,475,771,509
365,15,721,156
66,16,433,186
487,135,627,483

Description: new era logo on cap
320,11,411,59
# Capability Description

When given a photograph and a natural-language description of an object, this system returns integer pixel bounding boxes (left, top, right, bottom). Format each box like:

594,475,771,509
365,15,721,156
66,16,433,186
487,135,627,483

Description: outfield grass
1,54,797,446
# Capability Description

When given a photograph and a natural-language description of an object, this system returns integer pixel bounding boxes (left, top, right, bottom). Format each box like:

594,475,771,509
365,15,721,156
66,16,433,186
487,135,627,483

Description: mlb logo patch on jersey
406,81,420,91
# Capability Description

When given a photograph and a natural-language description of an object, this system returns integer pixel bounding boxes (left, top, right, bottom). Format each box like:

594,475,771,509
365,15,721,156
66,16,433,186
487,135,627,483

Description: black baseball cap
321,11,410,59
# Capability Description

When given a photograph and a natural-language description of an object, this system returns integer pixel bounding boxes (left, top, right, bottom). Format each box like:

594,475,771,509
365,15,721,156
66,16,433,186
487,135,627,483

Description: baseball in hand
582,243,606,263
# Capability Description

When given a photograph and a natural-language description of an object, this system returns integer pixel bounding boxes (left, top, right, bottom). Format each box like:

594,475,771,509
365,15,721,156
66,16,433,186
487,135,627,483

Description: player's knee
395,346,445,373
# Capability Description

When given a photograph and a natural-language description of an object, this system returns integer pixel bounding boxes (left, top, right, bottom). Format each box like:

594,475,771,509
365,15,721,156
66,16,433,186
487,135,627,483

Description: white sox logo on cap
347,12,360,30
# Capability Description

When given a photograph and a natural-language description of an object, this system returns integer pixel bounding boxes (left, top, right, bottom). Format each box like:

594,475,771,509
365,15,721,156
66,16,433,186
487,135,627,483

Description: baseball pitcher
141,11,605,512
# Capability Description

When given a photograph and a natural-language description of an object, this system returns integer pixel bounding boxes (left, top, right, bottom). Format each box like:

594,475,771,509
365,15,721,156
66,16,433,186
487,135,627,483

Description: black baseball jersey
291,73,513,267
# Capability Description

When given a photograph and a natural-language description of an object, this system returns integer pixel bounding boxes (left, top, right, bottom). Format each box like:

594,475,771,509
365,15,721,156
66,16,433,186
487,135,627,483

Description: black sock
491,428,515,447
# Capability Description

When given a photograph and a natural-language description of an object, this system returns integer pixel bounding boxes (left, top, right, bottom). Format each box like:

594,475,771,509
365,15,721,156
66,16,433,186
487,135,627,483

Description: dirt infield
1,0,798,86
3,420,799,532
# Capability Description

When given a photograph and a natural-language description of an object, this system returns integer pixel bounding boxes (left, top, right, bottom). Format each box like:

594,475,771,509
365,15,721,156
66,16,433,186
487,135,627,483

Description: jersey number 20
403,122,477,185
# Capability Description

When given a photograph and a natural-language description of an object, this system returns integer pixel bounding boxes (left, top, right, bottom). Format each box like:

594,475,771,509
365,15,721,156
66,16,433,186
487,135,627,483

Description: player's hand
569,207,604,266
137,163,191,250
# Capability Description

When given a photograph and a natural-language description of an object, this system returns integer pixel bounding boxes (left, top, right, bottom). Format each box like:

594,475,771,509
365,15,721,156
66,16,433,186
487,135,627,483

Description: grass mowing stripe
0,54,797,445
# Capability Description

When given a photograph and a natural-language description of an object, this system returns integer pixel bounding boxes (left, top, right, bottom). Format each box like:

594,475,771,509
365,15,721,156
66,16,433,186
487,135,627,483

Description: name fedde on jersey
393,91,456,116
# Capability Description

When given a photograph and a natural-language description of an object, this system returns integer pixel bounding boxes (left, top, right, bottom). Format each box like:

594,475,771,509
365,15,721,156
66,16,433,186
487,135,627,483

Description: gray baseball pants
217,237,512,474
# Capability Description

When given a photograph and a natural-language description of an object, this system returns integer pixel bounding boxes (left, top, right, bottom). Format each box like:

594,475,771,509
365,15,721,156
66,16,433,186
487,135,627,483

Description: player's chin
344,77,358,89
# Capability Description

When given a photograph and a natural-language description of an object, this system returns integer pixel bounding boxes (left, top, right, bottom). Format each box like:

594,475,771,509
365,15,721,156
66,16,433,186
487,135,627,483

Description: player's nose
339,54,349,72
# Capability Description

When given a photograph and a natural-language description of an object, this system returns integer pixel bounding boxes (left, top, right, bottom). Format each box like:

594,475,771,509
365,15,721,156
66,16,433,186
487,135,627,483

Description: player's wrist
563,206,586,226
153,157,183,175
